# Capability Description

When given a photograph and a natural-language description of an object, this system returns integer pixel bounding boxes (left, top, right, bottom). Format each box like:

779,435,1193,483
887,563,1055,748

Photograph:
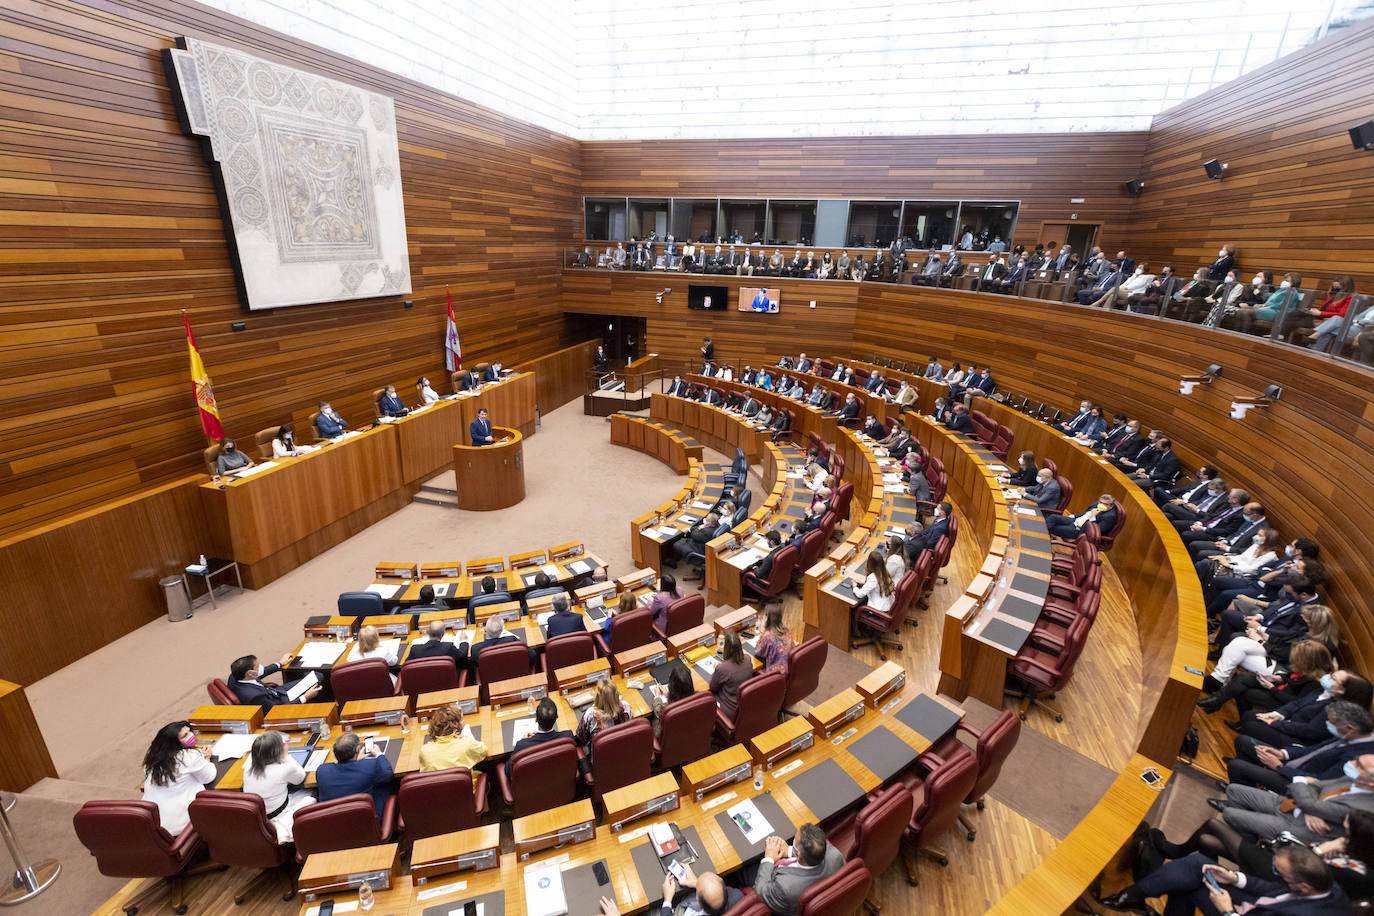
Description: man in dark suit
701,387,723,407
945,403,974,435
228,653,321,710
1224,700,1374,792
832,392,862,424
1127,265,1176,314
1114,250,1135,275
483,361,502,383
913,253,942,286
469,407,494,446
460,368,482,390
315,401,347,438
1163,476,1229,523
1177,489,1248,540
1099,845,1344,916
1092,413,1131,451
469,574,514,623
749,531,787,579
1100,418,1144,458
1055,400,1095,434
1077,261,1122,305
470,616,537,668
939,254,965,287
1156,464,1219,506
1130,437,1179,490
666,376,689,397
406,583,450,627
524,571,566,605
315,732,394,818
1024,468,1062,511
904,502,952,563
860,415,885,439
1111,428,1162,472
543,595,586,639
1046,494,1118,540
377,384,408,418
954,367,995,404
505,698,574,777
700,337,714,368
997,256,1033,293
672,511,721,566
1046,245,1073,279
406,621,470,671
1192,502,1268,562
1210,574,1318,656
972,257,1006,292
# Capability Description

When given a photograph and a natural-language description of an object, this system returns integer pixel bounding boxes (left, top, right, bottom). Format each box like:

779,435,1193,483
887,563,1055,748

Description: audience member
710,632,755,719
753,823,845,916
315,732,393,819
505,697,574,777
141,720,216,834
229,652,322,710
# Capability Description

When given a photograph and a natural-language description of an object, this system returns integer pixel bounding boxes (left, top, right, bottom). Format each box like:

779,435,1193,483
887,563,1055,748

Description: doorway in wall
1063,224,1098,257
564,313,646,364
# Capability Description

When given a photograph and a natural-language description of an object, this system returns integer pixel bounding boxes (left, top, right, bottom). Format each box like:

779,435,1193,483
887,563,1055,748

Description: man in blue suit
1099,845,1345,916
315,732,394,819
228,653,321,710
543,595,586,639
483,361,503,383
666,376,689,397
1130,437,1179,491
904,502,951,564
1224,700,1374,792
315,401,346,438
469,407,494,446
377,384,408,418
460,368,482,390
1055,400,1094,434
1076,261,1122,305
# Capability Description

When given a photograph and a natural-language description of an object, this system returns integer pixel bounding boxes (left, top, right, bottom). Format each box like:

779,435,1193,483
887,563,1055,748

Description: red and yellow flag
183,311,223,441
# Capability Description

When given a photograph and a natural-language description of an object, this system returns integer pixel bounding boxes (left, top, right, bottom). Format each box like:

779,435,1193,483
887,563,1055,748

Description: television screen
688,285,730,310
739,287,780,313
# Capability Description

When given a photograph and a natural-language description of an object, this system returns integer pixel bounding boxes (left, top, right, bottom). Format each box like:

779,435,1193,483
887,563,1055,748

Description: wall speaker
1350,120,1374,150
1203,159,1226,180
1124,178,1144,194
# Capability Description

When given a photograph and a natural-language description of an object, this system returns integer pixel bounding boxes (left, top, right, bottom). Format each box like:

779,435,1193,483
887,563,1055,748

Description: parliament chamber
3,3,1374,916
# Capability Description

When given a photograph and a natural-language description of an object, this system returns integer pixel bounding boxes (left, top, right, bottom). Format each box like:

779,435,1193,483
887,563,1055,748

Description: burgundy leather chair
772,410,796,443
1031,590,1101,654
497,736,580,818
723,889,769,916
474,642,531,704
653,692,718,771
1007,615,1092,723
782,635,828,713
397,768,489,840
796,858,873,916
851,570,918,662
830,482,854,526
330,658,397,704
1097,498,1127,551
902,746,978,885
829,453,846,481
929,709,1022,841
291,793,397,863
73,799,211,916
207,678,237,705
905,552,935,626
793,529,829,584
741,545,798,606
1041,457,1059,475
187,790,295,904
715,669,785,745
584,718,654,806
542,632,600,688
829,785,914,913
1050,536,1097,578
1040,586,1101,631
653,592,705,641
593,606,655,656
397,656,460,710
1053,475,1074,514
991,425,1014,459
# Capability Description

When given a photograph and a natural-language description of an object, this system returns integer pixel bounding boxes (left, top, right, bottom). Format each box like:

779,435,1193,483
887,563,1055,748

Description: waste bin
161,575,192,622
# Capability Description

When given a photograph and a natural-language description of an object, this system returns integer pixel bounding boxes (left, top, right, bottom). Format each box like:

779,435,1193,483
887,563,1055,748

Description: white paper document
210,733,257,760
726,798,773,844
295,642,344,668
540,563,560,577
524,861,568,916
232,461,278,478
365,583,404,599
568,560,591,575
695,656,720,677
883,484,906,493
511,718,539,744
303,749,330,772
727,547,768,569
286,670,321,701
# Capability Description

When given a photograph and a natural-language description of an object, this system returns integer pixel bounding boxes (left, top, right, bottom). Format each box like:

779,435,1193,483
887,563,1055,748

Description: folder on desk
286,670,320,702
365,583,404,599
523,862,568,916
295,642,345,668
567,559,592,576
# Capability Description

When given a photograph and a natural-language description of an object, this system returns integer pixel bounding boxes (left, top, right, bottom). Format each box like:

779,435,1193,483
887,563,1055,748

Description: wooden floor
94,503,1146,916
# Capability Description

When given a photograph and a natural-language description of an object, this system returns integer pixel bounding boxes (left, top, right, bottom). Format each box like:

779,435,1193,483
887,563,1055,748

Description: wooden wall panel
511,339,601,415
0,0,582,539
578,132,1148,255
1128,17,1374,290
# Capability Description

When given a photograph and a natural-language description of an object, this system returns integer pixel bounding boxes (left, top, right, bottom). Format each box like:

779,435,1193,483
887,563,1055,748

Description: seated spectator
851,255,867,282
1222,698,1374,794
141,720,216,834
1093,262,1154,309
348,625,400,686
753,823,845,916
315,732,393,819
418,703,488,772
1099,845,1344,916
1128,436,1180,491
1172,267,1215,320
408,620,471,670
939,253,965,286
229,653,322,710
1094,412,1133,452
649,665,698,739
243,730,313,839
1192,500,1269,562
945,402,975,434
710,632,754,719
905,502,952,563
973,257,1007,292
1210,603,1336,688
953,366,995,404
1046,494,1117,540
1157,465,1222,513
505,697,574,777
850,551,895,626
913,253,943,285
1055,399,1095,435
755,605,795,672
1199,269,1248,326
859,413,885,439
1234,669,1372,749
1197,637,1333,718
1301,277,1358,350
1126,265,1175,314
1076,260,1122,306
470,615,536,667
1112,428,1163,474
525,570,566,604
997,255,1033,294
576,680,632,754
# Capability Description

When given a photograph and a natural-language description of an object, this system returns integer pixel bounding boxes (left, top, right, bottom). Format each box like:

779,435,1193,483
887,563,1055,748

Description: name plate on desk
414,687,479,718
614,642,668,676
712,606,757,638
265,703,338,733
410,824,501,884
299,844,399,900
489,673,547,709
554,659,611,691
806,689,867,738
340,698,408,728
667,624,718,657
602,773,681,832
856,662,906,708
750,717,815,769
682,745,754,801
513,799,597,861
189,704,262,734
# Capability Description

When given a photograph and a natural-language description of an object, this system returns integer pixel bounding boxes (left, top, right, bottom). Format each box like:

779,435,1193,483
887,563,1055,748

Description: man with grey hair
753,823,844,915
470,614,535,666
405,620,469,671
544,594,585,639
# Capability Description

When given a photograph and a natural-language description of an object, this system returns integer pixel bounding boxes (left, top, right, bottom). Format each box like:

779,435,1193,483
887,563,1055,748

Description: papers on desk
302,749,330,773
377,416,397,424
536,612,554,628
339,430,362,440
676,514,699,526
540,563,560,578
210,733,256,761
371,638,402,660
884,527,906,539
643,526,677,541
883,484,907,494
511,717,539,745
987,463,1010,473
365,582,404,599
432,582,452,597
295,642,344,668
231,461,278,479
523,861,568,916
696,656,720,678
567,559,592,576
286,670,320,702
691,500,713,511
727,798,773,844
727,546,768,570
1015,506,1040,516
443,630,474,646
786,471,806,480
881,473,903,484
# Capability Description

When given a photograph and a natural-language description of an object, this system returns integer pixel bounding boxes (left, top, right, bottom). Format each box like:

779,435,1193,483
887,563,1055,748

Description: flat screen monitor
739,287,780,313
688,285,729,310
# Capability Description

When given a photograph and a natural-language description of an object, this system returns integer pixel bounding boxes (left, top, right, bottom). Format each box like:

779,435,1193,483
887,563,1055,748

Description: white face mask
1219,249,1227,257
1279,280,1292,289
1253,275,1263,285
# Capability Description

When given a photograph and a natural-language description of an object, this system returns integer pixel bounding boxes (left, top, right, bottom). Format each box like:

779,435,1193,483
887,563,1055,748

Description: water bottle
318,720,330,742
358,880,375,911
399,712,410,735
198,554,207,569
753,765,764,790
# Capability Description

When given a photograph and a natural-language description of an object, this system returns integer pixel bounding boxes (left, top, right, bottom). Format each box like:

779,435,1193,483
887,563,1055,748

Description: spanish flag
183,311,224,441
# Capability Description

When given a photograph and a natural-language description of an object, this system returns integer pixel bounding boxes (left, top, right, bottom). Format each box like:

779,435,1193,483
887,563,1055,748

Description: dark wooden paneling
511,339,601,415
0,680,58,791
578,132,1148,255
1128,18,1374,289
0,0,582,538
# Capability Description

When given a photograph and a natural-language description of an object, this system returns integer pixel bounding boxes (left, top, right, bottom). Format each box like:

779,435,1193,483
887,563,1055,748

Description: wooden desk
453,371,537,438
453,426,526,511
387,398,466,485
199,423,405,587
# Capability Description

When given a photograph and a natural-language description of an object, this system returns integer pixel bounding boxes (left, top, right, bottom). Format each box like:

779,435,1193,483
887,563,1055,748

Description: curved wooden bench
609,413,703,474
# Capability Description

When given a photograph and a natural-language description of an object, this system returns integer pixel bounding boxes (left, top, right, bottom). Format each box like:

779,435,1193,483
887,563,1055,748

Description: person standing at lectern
470,407,494,446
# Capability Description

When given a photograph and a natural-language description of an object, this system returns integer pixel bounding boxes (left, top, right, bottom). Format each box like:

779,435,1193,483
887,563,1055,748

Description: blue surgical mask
1285,545,1296,557
1345,760,1362,780
1329,721,1343,738
1320,674,1337,691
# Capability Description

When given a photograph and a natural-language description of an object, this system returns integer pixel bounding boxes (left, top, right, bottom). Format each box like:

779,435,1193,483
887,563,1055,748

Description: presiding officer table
453,426,526,511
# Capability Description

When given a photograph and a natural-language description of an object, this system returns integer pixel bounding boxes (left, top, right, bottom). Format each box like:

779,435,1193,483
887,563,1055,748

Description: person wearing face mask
1236,670,1374,749
228,652,324,710
1127,436,1180,491
1126,265,1176,314
1201,525,1282,594
1077,260,1124,306
1207,243,1237,281
973,256,1007,292
377,383,408,418
1209,573,1322,665
904,501,952,564
315,400,347,437
1197,637,1333,720
1218,748,1374,856
1200,270,1248,326
1169,267,1215,319
1191,500,1268,562
1222,701,1374,796
1277,275,1353,343
1157,464,1221,512
140,720,216,834
1306,277,1359,351
1100,832,1346,916
417,376,440,405
1235,271,1302,333
1238,270,1276,307
1092,261,1154,309
214,436,254,476
1046,493,1117,540
1023,467,1062,511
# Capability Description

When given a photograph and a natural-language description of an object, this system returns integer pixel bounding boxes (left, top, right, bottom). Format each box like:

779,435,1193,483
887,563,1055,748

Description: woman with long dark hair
141,720,216,833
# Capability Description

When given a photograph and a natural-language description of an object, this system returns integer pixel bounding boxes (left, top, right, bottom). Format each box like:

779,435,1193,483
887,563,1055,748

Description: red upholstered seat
397,767,488,839
330,657,397,704
782,635,828,711
653,592,705,641
291,792,396,863
473,642,530,704
188,790,295,904
73,799,209,915
903,745,978,885
796,858,873,916
829,785,914,909
653,691,718,771
397,656,459,710
584,718,654,806
593,606,655,656
542,632,600,688
742,545,799,604
715,669,785,745
207,677,237,705
497,736,580,818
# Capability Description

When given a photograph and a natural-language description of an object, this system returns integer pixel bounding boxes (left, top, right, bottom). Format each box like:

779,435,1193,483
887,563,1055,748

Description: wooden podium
452,426,525,510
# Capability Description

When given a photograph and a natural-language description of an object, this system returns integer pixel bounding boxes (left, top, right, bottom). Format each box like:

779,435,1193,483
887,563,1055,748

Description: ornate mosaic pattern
166,38,411,310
